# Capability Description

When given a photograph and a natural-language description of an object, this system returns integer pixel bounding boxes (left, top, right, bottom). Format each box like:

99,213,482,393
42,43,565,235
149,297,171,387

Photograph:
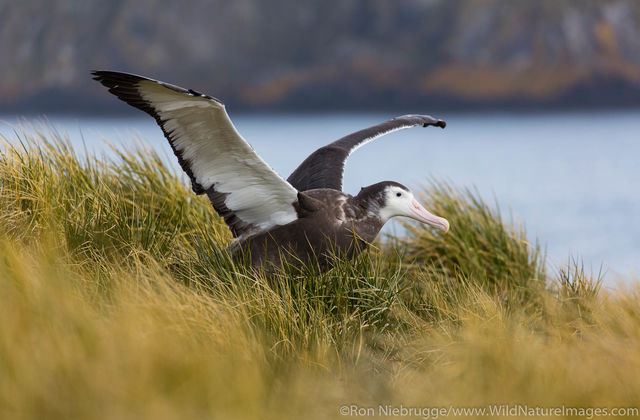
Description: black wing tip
394,114,446,129
91,70,224,104
416,115,446,129
424,120,446,129
91,71,148,108
91,70,147,87
91,69,142,78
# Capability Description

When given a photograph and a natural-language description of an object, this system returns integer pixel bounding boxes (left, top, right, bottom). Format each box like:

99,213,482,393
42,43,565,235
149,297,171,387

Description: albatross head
358,181,449,233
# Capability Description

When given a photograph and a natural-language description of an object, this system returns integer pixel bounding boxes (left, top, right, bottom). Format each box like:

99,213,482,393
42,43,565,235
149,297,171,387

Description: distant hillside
2,0,640,112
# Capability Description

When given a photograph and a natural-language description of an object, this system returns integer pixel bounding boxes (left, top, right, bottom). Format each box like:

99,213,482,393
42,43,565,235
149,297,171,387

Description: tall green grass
0,125,638,419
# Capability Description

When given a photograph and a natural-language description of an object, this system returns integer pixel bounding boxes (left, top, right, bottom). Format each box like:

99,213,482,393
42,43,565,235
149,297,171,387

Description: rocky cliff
2,0,639,112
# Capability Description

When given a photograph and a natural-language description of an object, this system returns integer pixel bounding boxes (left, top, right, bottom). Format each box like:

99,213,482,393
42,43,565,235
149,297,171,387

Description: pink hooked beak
409,198,450,233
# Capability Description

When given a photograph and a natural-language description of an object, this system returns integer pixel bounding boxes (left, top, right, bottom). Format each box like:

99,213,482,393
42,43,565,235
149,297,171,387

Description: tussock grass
1,125,639,419
401,182,545,291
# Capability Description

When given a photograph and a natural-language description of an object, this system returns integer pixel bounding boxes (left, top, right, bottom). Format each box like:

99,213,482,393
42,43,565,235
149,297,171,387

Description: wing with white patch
287,115,446,192
92,70,299,238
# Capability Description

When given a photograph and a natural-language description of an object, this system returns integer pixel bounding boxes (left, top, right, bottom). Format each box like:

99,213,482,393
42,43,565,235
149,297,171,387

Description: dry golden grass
0,125,638,419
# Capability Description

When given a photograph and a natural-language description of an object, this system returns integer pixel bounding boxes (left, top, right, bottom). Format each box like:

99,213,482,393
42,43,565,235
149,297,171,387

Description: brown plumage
93,71,449,270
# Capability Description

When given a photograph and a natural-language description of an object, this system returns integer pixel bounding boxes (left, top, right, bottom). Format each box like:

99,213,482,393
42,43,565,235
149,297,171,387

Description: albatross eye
396,192,402,197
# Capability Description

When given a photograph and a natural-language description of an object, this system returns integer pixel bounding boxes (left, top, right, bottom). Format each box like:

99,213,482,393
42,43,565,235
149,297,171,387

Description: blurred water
1,111,639,284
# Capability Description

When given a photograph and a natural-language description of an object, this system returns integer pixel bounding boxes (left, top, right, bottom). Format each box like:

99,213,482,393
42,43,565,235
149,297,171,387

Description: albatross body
93,71,449,270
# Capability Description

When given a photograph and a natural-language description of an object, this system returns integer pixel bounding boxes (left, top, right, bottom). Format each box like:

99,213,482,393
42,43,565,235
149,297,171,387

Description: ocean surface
1,111,639,285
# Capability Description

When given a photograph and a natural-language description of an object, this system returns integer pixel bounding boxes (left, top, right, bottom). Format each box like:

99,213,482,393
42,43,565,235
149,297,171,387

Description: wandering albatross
92,71,449,269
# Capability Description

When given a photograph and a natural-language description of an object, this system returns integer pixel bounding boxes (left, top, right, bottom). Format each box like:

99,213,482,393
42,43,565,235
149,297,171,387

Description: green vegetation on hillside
0,125,638,419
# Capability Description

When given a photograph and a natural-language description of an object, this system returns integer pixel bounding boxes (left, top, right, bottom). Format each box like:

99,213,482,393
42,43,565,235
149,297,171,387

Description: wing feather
92,70,299,238
287,115,446,192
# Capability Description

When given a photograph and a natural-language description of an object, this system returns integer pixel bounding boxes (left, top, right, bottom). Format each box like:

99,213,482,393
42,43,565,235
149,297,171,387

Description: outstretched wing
92,70,299,238
287,115,446,192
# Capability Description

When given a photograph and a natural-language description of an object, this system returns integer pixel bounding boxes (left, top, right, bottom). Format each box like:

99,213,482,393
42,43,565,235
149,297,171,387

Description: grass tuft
400,181,545,294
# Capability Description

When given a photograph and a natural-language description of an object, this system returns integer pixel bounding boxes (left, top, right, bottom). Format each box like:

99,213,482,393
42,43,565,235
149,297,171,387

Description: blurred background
2,0,640,112
1,0,639,282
